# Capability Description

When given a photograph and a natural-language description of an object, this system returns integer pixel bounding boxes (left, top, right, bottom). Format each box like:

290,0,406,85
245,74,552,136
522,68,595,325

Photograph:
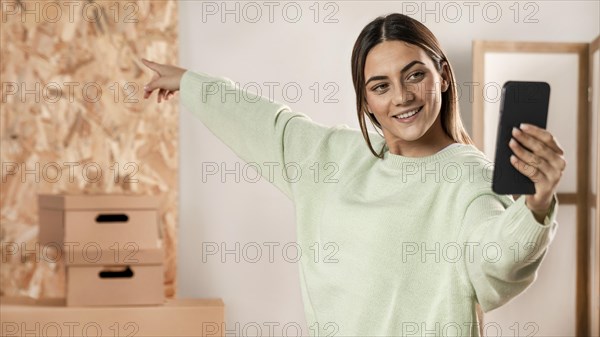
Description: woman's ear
440,61,450,92
365,104,377,122
364,101,372,115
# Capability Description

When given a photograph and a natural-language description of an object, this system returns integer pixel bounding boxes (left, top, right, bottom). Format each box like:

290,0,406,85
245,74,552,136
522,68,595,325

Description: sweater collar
381,142,468,168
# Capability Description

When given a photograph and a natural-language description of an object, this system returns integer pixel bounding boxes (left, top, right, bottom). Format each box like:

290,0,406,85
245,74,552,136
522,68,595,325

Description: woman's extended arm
457,125,565,312
141,59,335,200
458,190,559,312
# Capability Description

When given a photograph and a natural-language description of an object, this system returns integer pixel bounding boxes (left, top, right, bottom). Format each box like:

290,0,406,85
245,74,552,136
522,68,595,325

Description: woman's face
364,40,452,157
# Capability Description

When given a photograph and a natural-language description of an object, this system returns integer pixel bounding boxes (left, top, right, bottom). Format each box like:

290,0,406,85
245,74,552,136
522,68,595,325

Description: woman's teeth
395,106,422,119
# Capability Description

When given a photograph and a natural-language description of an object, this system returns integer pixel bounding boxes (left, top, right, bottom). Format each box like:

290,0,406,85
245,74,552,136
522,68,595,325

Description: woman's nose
392,84,415,105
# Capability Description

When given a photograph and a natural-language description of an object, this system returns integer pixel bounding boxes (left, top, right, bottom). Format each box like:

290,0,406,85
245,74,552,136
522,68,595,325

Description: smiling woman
363,41,455,157
351,14,474,159
141,12,566,337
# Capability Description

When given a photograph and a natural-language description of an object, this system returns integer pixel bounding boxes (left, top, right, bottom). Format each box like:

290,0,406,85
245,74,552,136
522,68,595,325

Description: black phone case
492,81,550,195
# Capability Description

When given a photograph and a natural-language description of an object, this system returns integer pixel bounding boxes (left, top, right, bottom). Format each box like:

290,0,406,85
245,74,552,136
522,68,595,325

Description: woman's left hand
509,123,567,220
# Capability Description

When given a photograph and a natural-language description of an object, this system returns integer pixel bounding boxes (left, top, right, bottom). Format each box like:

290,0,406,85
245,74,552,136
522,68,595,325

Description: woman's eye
408,71,425,81
372,84,388,92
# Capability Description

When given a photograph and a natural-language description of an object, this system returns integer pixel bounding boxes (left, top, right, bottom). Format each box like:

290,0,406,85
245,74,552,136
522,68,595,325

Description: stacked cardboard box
38,194,164,306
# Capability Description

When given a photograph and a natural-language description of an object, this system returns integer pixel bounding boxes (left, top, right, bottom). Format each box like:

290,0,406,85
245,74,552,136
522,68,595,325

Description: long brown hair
351,13,474,158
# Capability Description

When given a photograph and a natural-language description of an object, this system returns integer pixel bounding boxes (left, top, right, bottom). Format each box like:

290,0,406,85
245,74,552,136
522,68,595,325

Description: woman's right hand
141,58,187,103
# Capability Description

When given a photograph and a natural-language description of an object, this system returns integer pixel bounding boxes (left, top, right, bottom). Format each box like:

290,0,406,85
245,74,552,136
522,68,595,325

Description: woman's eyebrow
365,60,425,85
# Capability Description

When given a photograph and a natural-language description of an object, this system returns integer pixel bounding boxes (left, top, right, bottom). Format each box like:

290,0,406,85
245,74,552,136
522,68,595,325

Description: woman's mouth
392,106,422,123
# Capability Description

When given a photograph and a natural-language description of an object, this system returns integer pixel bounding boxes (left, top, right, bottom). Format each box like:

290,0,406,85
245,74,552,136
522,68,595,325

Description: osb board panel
0,0,179,298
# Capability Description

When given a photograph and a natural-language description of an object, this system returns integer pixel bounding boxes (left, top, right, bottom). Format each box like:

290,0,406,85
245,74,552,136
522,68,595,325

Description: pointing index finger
141,58,161,74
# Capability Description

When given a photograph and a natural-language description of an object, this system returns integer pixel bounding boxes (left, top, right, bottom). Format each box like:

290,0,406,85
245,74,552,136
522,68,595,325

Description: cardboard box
37,194,165,306
67,264,164,306
38,194,163,265
0,297,225,337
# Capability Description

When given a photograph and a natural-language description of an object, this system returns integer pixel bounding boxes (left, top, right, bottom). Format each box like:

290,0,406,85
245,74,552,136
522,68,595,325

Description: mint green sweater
180,70,559,337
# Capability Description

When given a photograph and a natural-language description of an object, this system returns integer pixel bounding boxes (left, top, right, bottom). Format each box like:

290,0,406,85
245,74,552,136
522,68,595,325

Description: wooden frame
589,35,600,337
472,40,592,336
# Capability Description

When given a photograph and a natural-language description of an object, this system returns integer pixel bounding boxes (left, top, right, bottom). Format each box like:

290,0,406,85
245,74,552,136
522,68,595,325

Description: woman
142,13,565,337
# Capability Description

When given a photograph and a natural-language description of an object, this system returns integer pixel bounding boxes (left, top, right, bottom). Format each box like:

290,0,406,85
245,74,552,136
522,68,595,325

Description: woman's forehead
365,41,430,74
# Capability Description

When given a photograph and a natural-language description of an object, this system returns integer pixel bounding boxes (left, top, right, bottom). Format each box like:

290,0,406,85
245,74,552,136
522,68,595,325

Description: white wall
178,1,599,335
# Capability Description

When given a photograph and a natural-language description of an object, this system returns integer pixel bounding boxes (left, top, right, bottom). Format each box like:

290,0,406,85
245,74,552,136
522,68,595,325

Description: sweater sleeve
180,70,333,200
458,191,559,312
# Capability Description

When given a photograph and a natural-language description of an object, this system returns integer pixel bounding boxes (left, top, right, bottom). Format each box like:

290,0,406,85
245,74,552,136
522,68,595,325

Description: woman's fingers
520,123,565,156
509,139,548,182
163,91,175,101
143,71,158,99
142,59,165,100
158,89,173,103
158,88,166,103
509,124,567,214
143,72,170,102
141,58,185,101
511,125,566,172
144,77,158,99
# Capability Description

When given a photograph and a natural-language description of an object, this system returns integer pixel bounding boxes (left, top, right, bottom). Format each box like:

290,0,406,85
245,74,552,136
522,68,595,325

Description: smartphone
492,81,550,195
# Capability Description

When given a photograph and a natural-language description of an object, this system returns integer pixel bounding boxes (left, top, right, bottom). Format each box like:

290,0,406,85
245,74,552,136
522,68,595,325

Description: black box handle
98,266,134,278
95,214,129,223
